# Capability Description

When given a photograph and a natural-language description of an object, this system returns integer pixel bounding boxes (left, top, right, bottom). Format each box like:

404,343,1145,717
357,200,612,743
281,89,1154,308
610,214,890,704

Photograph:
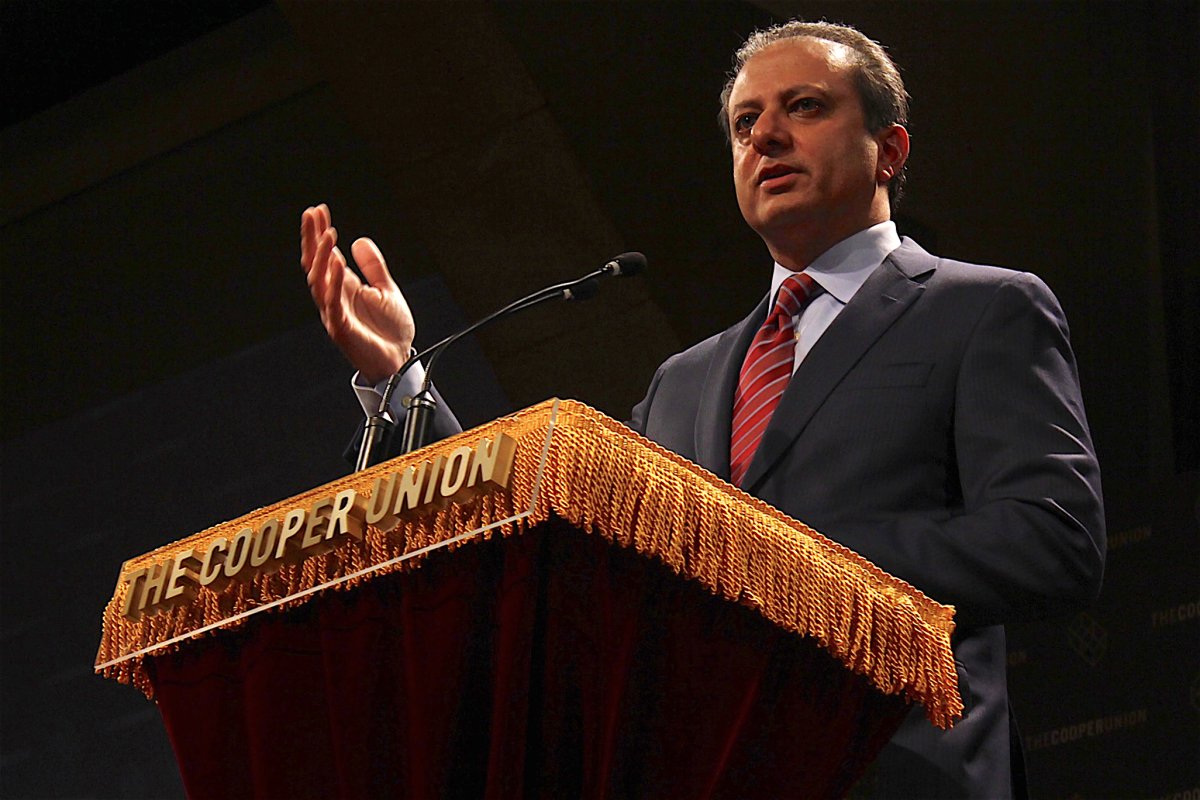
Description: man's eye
734,113,757,133
792,98,822,113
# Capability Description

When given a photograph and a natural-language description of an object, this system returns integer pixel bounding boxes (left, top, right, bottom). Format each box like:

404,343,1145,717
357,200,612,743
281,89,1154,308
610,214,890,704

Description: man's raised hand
300,204,415,384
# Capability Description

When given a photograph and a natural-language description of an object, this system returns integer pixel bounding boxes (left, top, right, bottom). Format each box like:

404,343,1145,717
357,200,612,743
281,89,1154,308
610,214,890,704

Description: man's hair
718,20,910,203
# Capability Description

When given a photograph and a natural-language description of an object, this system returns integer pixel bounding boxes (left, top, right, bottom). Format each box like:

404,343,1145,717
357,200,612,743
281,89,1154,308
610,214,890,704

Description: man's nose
750,108,791,154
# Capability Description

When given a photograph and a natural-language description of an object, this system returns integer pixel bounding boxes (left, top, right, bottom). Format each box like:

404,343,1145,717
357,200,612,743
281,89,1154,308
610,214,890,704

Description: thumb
350,237,399,290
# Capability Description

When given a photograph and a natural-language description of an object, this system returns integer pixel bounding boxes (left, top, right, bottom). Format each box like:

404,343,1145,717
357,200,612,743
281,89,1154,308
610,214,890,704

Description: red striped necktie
729,272,824,486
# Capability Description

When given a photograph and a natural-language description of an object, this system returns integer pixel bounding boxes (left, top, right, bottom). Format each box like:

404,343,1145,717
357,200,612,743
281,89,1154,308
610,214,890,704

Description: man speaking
299,20,1105,799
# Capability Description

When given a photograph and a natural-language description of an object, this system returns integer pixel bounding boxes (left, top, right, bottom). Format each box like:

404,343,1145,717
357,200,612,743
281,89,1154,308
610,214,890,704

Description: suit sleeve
627,358,670,436
831,272,1106,628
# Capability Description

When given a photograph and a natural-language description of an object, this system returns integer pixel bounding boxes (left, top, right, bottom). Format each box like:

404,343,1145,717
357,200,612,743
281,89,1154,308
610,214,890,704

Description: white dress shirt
769,220,901,372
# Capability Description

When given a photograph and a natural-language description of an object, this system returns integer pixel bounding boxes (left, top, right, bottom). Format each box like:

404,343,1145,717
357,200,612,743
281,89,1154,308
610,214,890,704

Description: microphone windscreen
612,252,647,277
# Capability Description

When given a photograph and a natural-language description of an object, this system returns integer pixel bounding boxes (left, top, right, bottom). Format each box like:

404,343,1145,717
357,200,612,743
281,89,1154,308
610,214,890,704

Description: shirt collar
769,220,901,306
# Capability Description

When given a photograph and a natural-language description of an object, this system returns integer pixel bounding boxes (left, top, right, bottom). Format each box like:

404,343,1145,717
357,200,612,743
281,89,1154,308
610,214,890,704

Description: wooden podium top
95,399,961,728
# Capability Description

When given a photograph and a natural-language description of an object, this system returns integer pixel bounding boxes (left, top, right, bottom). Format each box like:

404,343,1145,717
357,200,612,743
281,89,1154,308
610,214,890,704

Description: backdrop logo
1191,672,1200,713
1067,611,1107,666
1024,708,1148,751
1151,600,1200,629
1107,524,1151,551
1149,788,1200,800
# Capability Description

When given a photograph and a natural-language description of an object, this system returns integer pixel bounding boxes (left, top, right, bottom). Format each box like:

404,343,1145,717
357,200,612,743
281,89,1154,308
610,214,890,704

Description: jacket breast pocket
839,361,933,390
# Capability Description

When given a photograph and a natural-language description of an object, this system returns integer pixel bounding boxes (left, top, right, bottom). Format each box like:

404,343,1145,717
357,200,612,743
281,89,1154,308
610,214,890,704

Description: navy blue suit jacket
628,238,1105,798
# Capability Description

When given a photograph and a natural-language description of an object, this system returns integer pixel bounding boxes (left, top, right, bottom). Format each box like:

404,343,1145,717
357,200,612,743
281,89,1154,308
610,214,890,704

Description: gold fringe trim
95,399,962,729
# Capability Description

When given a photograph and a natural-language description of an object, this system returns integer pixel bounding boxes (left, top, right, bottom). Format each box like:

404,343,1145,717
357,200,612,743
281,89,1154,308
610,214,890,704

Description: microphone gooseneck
353,252,647,471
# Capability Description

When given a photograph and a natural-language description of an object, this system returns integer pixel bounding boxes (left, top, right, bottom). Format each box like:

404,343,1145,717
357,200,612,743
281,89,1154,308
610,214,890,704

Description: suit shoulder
918,259,1071,349
893,242,1068,333
921,257,1061,309
896,239,1054,293
656,330,729,375
926,256,1019,284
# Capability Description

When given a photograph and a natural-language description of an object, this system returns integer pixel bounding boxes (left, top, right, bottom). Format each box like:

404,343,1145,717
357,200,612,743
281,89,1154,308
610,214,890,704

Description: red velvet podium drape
148,519,909,799
100,401,960,798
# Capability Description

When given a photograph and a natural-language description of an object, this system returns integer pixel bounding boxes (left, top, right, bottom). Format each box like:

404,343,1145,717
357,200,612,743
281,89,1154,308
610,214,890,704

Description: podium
96,400,961,798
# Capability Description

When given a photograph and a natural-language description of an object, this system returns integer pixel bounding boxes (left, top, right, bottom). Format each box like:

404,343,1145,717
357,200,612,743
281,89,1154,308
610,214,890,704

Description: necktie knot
773,271,823,322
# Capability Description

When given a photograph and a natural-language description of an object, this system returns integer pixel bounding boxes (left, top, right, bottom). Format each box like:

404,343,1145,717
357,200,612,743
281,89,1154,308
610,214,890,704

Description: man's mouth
757,164,800,185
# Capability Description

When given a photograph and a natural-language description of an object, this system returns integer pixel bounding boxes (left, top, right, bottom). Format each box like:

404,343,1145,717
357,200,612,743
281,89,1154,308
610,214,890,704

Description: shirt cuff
351,360,427,422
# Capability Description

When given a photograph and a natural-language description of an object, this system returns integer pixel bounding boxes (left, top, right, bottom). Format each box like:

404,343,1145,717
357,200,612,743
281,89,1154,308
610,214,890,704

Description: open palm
301,204,414,384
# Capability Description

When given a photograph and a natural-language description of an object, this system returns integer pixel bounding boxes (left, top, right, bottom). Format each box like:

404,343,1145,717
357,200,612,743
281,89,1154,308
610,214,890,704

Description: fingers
300,210,316,272
351,237,399,290
320,242,365,336
300,203,332,273
325,245,347,328
308,226,337,307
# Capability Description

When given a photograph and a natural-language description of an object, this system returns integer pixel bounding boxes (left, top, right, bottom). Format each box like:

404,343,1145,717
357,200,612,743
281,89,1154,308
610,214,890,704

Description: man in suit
300,20,1105,798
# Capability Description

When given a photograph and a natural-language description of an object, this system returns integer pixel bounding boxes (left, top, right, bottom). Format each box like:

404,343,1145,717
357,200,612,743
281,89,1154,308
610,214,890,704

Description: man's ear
875,124,910,183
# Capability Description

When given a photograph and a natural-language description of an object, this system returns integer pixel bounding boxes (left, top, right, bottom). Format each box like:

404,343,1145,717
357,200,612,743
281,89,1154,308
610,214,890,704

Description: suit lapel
694,293,770,480
740,241,937,492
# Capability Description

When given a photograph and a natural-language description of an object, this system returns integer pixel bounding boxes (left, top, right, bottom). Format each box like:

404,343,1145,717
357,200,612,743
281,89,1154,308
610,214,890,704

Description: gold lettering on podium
198,538,228,588
119,433,517,619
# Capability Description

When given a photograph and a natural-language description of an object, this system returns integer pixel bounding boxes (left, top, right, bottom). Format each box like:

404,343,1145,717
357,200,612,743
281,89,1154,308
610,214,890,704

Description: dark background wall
1,2,1196,797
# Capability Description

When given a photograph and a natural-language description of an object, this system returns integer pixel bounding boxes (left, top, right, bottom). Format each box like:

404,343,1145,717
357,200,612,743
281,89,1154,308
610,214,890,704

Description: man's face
727,38,886,253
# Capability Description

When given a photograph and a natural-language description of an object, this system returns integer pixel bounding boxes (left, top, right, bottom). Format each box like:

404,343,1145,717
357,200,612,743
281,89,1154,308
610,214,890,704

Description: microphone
603,251,647,278
354,252,647,471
